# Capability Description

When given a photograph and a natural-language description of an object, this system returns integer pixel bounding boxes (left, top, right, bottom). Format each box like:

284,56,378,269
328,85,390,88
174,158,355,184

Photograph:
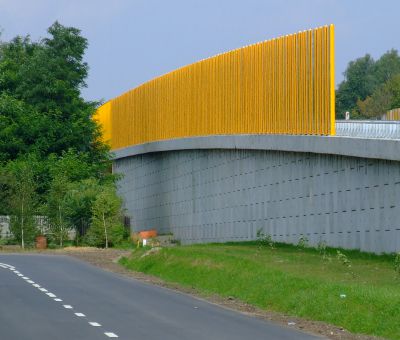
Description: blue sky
0,0,398,102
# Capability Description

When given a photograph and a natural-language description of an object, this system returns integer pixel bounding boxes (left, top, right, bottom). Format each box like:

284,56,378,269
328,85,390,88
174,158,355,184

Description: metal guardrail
335,120,400,139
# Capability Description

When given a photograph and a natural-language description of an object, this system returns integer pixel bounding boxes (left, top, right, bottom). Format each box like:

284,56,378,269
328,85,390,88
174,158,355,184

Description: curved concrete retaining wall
113,134,400,162
114,137,400,253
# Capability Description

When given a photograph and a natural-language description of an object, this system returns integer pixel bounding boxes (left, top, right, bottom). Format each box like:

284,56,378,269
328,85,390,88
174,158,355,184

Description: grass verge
120,242,400,339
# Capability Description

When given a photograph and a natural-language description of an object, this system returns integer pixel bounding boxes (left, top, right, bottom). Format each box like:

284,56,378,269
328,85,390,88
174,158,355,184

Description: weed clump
256,229,275,249
297,236,309,249
337,250,356,278
317,240,331,261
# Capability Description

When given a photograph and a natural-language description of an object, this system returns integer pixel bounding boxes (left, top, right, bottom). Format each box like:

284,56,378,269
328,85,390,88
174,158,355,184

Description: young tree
6,157,39,248
85,185,125,248
46,175,70,247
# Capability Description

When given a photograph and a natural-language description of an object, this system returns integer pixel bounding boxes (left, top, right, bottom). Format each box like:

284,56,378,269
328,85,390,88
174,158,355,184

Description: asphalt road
0,254,321,340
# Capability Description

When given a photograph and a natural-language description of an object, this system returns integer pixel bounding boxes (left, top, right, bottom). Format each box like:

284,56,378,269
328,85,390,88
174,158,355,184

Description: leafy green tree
0,22,121,249
373,49,400,85
336,50,400,118
0,35,39,94
357,74,400,118
336,54,376,117
47,149,96,183
85,185,126,248
387,74,400,109
0,22,109,164
6,157,39,248
14,22,89,114
0,93,50,161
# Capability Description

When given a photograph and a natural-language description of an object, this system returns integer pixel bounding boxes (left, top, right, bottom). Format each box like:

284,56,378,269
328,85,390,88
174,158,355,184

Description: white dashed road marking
105,332,119,338
0,262,119,339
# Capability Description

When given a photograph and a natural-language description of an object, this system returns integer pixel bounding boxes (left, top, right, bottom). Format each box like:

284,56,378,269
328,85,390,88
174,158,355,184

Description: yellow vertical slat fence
383,108,400,121
94,25,335,150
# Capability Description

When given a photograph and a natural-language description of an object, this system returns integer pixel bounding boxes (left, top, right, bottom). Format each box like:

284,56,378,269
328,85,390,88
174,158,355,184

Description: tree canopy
0,21,107,162
336,49,400,119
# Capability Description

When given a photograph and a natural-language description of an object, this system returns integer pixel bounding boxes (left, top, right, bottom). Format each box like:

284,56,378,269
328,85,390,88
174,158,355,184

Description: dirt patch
1,247,384,340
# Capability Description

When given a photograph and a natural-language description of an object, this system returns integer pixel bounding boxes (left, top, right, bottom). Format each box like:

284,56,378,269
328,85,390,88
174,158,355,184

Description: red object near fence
35,235,47,249
139,230,157,239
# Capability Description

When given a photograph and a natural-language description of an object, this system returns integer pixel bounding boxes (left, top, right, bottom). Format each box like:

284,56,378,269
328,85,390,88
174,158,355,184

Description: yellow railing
95,25,335,151
383,108,400,120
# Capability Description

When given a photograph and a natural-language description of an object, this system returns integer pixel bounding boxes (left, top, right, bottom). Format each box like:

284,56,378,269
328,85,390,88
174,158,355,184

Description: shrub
297,236,309,249
256,229,274,249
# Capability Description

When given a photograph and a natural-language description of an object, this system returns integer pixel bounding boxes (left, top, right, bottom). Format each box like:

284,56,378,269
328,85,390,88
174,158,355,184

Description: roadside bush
84,223,128,248
109,224,129,246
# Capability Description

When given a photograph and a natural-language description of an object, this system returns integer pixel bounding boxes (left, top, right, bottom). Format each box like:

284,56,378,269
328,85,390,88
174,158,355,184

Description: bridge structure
96,25,400,253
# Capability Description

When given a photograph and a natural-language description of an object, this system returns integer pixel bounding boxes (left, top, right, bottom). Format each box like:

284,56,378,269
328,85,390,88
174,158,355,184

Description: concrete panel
114,149,400,254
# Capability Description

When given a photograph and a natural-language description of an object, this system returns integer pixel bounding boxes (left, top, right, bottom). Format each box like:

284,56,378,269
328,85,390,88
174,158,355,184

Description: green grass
120,242,400,339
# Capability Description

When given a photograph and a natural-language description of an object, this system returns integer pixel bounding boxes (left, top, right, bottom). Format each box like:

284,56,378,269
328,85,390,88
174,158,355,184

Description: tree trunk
103,212,108,249
59,204,63,247
21,199,25,250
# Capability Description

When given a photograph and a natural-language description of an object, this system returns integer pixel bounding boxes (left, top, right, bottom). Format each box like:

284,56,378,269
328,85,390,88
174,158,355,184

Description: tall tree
373,49,400,85
0,22,108,162
336,50,400,118
336,54,376,117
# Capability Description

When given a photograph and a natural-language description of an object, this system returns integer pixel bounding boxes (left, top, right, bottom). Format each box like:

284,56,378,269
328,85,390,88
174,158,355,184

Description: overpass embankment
96,25,400,253
113,128,400,254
